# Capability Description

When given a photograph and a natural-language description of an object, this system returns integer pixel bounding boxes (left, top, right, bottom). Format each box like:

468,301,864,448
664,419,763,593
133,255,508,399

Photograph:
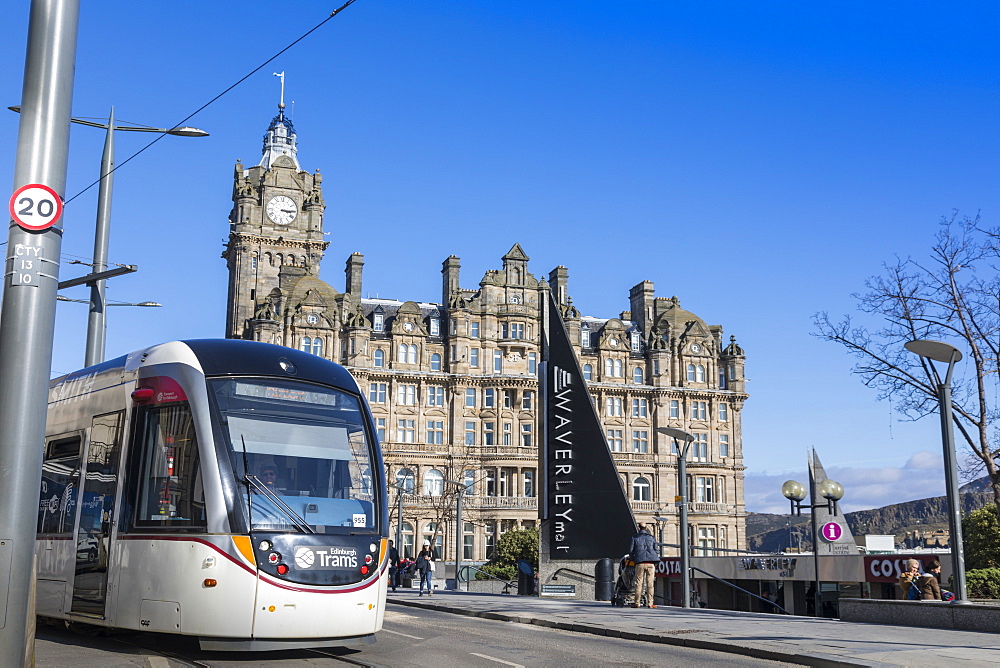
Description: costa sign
864,556,938,583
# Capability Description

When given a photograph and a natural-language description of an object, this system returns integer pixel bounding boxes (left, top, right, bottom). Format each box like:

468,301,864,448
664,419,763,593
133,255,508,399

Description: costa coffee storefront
654,553,952,617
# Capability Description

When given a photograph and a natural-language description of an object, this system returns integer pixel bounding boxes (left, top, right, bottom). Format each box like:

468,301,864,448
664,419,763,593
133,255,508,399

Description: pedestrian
416,540,435,596
628,522,660,608
926,559,954,600
387,540,400,593
898,559,923,600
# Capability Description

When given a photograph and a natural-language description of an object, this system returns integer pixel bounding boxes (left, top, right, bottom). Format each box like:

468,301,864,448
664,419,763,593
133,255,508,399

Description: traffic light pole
0,1,80,664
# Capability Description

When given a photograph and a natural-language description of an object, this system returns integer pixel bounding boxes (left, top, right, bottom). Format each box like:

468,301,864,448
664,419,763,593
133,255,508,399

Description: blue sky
2,2,997,513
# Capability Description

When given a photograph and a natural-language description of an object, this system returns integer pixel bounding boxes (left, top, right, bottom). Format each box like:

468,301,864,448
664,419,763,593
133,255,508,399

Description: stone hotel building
223,104,749,562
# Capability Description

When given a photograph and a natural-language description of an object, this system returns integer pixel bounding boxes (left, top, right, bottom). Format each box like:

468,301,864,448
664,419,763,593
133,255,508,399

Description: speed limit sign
9,183,63,231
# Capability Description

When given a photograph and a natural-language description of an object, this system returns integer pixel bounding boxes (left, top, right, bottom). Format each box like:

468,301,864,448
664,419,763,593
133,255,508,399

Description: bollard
595,557,614,601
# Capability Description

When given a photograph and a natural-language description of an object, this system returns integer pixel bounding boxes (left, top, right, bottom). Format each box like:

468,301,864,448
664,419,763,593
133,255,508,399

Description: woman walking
416,541,435,596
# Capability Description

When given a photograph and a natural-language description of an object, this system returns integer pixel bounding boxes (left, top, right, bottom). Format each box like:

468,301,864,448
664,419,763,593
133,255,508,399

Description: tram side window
132,403,205,529
38,435,82,534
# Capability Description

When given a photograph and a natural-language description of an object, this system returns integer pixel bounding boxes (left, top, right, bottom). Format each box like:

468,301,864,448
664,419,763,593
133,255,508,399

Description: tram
36,339,388,651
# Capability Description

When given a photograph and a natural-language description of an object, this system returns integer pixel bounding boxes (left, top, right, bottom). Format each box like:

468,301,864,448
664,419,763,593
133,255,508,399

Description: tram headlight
268,552,282,565
369,543,377,553
258,540,272,551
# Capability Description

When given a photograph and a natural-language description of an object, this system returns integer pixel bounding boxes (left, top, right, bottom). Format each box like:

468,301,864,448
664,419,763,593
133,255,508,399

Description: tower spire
259,71,299,170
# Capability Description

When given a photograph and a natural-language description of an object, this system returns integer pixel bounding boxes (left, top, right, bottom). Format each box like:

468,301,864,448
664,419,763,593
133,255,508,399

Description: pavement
31,589,1000,667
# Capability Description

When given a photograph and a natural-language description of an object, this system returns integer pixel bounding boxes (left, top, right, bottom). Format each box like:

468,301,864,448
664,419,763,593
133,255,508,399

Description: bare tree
813,213,1000,514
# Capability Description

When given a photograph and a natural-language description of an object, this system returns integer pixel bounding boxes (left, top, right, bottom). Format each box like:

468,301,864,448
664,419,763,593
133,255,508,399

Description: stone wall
839,598,1000,632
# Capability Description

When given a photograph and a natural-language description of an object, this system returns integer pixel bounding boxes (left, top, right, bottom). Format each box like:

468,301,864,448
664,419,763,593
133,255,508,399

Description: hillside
747,490,995,553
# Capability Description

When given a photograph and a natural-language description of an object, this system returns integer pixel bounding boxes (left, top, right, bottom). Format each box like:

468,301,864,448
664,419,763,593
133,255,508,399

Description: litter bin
595,557,614,601
516,559,535,595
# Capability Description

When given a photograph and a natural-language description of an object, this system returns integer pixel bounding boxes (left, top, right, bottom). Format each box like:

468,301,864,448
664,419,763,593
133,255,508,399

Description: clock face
266,195,298,225
511,295,521,304
609,337,619,347
306,314,318,325
403,322,414,332
691,343,702,353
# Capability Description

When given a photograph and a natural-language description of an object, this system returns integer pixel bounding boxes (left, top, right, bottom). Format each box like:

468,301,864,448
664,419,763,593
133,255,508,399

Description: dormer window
581,324,591,348
630,331,641,352
429,317,440,336
373,311,384,332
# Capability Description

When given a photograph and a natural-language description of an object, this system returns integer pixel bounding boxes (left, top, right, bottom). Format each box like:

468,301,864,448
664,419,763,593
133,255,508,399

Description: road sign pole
0,1,80,665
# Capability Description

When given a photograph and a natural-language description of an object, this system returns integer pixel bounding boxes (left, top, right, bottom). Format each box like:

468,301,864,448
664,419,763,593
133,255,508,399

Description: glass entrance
70,411,124,616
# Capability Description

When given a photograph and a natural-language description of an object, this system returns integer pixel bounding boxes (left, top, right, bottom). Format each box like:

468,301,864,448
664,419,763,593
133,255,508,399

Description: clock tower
223,93,329,340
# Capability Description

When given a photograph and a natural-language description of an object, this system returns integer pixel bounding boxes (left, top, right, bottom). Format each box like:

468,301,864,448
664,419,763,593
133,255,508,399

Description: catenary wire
62,0,360,206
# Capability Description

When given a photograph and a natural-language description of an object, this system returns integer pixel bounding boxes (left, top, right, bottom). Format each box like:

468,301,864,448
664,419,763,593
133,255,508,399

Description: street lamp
57,296,162,308
445,477,469,592
905,339,968,603
781,473,844,617
11,106,208,366
657,427,694,608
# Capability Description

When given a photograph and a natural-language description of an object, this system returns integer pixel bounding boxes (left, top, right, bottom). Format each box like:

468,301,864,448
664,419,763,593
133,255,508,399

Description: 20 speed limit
9,184,63,231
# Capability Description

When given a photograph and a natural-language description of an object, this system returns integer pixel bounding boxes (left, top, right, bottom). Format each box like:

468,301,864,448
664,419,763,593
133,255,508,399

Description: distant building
222,101,750,561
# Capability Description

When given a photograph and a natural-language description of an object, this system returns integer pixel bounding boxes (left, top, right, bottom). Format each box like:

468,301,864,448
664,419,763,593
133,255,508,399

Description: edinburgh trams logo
293,546,359,570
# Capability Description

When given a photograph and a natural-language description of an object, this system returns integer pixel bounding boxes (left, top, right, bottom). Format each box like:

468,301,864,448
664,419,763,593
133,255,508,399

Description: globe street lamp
782,474,844,617
657,427,694,608
905,339,968,603
12,106,208,366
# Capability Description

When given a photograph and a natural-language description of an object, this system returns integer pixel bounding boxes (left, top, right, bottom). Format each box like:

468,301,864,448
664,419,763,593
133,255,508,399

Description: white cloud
744,450,947,514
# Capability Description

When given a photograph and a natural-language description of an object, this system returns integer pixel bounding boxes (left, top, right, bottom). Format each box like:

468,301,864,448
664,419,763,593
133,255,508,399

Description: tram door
70,411,124,617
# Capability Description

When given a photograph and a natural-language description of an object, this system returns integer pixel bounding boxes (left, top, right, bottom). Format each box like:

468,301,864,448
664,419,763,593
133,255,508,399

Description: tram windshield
210,378,378,534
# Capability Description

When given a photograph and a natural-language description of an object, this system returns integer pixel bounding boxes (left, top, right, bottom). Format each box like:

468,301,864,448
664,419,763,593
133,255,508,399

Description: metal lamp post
781,475,844,617
905,339,968,603
657,427,694,608
11,105,208,366
445,477,468,591
653,516,670,559
389,483,407,558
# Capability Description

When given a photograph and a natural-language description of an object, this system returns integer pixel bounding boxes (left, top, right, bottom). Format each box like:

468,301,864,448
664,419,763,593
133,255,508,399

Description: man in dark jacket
628,523,660,608
387,540,400,592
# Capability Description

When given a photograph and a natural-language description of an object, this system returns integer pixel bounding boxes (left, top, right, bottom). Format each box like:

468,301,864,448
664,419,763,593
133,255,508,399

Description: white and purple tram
36,340,388,651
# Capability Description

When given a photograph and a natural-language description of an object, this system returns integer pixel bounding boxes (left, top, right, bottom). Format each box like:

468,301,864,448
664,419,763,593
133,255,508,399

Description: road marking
382,628,424,640
470,652,525,667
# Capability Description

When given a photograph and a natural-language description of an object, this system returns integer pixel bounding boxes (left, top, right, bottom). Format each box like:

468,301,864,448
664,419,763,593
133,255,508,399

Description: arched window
300,336,312,353
604,358,614,376
687,364,696,382
276,253,284,266
583,364,593,381
633,367,644,384
408,344,418,364
311,337,323,356
265,252,273,266
401,521,415,558
396,468,414,493
430,353,442,371
397,343,408,363
696,365,706,382
613,359,623,377
632,476,651,502
373,349,385,367
424,469,444,496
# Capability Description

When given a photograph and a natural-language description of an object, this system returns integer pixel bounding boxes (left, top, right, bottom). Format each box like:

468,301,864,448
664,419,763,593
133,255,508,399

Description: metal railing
690,566,789,614
462,563,516,594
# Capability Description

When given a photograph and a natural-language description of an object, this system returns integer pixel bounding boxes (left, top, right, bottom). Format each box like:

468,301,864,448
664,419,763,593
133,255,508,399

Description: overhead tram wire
63,0,361,206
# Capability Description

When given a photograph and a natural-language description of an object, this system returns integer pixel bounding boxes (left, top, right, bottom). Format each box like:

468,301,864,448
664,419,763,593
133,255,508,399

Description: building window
652,360,659,376
484,388,495,408
375,418,386,442
696,476,715,503
373,312,384,332
373,349,385,367
485,470,496,496
692,433,709,462
669,399,679,418
631,398,648,417
463,469,476,495
719,434,730,458
397,384,416,406
606,429,624,452
429,317,440,336
581,325,591,348
424,470,444,496
528,353,537,375
463,522,475,560
729,365,737,380
630,332,641,352
502,423,512,446
697,526,717,556
605,396,623,417
423,522,443,559
718,403,729,421
400,520,414,558
311,337,323,356
398,343,417,364
521,423,532,447
471,322,480,338
523,469,535,497
300,336,312,353
368,383,387,404
632,430,648,453
470,348,479,367
687,364,696,382
521,391,533,410
465,422,476,446
583,364,593,381
430,353,442,371
427,386,444,407
632,476,651,501
503,389,515,409
396,468,414,493
633,367,644,384
690,401,707,420
719,369,727,389
426,420,444,445
484,422,495,446
498,469,510,496
510,322,525,339
604,358,623,377
493,350,503,373
396,419,415,443
485,522,495,559
465,388,476,408
697,365,706,382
